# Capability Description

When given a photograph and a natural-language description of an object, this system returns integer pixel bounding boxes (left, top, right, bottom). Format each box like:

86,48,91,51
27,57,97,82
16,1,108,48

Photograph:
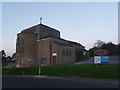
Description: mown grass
0,63,8,67
41,64,119,79
2,64,119,79
76,58,90,62
2,63,8,67
2,67,38,75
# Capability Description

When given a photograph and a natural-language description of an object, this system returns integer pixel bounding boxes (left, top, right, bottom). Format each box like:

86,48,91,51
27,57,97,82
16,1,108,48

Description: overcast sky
2,2,118,56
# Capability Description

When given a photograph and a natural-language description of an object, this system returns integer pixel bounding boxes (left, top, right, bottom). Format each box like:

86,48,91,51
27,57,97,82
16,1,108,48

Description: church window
62,50,72,56
62,50,65,56
66,51,68,56
69,51,71,56
44,28,47,32
41,58,47,64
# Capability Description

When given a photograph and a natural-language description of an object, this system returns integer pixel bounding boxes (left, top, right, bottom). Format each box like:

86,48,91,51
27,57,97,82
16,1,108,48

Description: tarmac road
2,76,119,88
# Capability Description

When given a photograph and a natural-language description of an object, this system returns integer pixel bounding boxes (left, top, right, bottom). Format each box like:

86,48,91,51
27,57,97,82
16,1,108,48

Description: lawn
0,63,8,67
76,57,90,62
2,64,119,79
2,67,38,75
41,64,119,79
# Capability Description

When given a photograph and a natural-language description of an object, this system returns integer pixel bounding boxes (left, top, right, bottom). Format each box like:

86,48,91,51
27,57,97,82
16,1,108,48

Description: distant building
16,23,87,67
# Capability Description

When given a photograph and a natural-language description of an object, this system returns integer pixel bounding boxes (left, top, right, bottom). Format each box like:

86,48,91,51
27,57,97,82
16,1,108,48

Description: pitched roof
67,41,85,48
39,24,60,32
40,35,84,48
21,23,85,48
58,38,85,48
53,41,72,47
21,24,60,33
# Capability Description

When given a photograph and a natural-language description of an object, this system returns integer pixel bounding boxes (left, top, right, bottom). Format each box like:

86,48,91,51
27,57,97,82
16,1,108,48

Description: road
2,76,118,88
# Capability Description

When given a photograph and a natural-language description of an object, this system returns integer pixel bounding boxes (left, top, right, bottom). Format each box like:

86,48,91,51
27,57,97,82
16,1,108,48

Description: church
16,20,87,67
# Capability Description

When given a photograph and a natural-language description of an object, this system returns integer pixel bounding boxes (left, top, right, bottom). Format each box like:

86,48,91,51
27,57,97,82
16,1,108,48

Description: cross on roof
40,17,43,24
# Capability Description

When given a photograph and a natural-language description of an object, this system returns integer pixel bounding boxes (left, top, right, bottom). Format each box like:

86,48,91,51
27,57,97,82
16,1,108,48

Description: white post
39,66,41,75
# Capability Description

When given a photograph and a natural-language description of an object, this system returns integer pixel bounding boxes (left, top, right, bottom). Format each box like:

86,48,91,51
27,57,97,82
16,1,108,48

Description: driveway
74,56,120,64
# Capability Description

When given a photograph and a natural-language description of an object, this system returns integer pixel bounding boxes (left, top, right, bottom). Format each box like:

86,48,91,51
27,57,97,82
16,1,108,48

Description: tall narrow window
69,51,71,56
66,51,68,56
62,50,65,56
41,58,47,64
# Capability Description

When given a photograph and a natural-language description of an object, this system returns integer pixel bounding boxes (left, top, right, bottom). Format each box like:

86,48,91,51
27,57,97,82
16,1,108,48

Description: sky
1,2,118,56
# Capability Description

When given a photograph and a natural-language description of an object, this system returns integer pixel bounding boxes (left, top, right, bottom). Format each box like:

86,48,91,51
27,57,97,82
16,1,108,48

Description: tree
89,47,99,57
89,41,119,56
101,42,118,55
93,40,105,48
1,50,6,60
12,53,16,59
6,56,12,60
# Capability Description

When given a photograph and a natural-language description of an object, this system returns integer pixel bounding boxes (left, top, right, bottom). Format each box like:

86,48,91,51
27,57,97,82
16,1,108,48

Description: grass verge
2,64,119,79
41,64,119,79
2,67,38,75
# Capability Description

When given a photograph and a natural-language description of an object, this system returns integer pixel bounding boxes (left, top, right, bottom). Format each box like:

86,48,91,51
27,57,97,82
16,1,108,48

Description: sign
101,56,109,63
52,53,57,56
94,56,101,63
94,56,109,64
94,49,109,64
94,50,108,56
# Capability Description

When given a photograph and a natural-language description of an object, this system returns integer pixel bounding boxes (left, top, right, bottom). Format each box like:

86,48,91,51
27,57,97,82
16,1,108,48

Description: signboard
94,56,109,64
52,53,57,56
94,49,109,64
94,56,101,63
94,50,108,56
101,56,109,63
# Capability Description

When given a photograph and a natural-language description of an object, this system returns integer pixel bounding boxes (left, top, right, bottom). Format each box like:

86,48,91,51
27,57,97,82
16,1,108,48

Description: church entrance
52,56,56,64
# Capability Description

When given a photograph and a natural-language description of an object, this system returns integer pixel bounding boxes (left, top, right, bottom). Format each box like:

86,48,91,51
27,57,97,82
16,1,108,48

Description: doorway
53,56,56,64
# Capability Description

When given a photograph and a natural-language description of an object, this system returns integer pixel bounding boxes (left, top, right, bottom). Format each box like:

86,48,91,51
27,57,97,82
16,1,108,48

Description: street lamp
36,39,41,75
36,19,42,76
